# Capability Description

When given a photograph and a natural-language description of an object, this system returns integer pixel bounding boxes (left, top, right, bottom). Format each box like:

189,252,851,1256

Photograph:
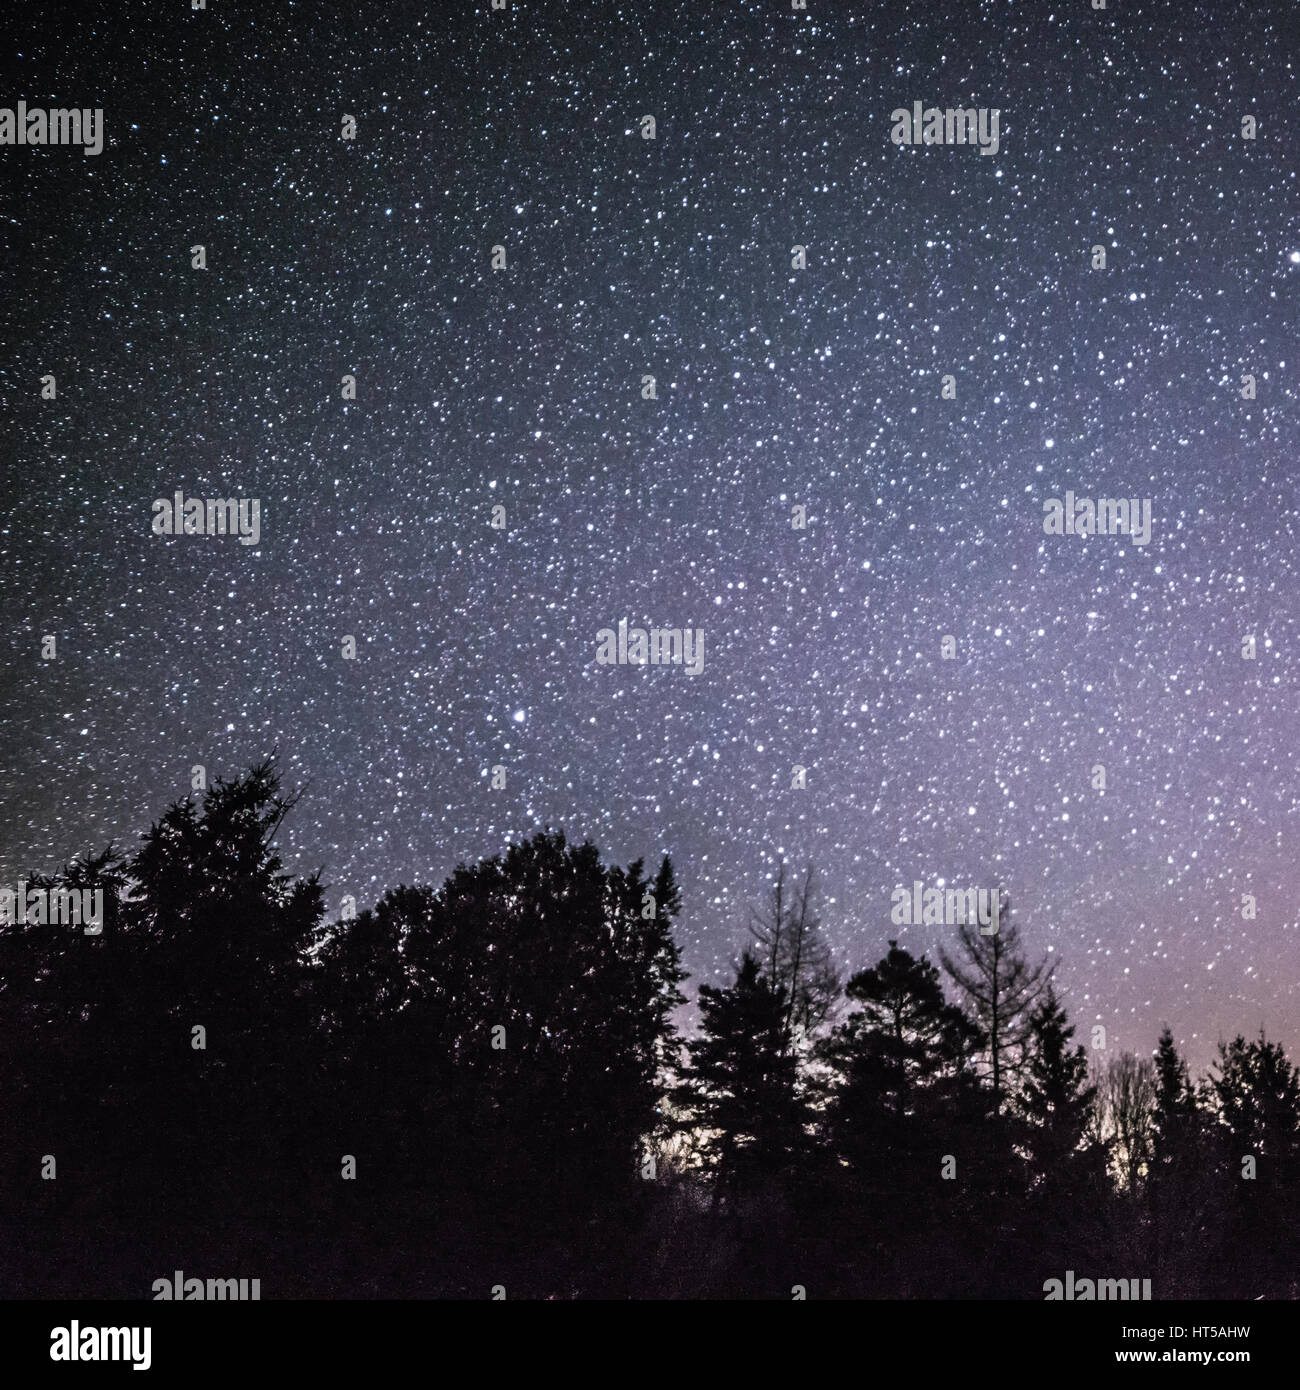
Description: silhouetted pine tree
822,941,976,1147
1153,1025,1198,1155
816,941,985,1295
1205,1031,1300,1297
123,762,324,1197
1016,986,1110,1285
1145,1025,1214,1293
1019,986,1098,1178
676,952,808,1210
0,763,325,1294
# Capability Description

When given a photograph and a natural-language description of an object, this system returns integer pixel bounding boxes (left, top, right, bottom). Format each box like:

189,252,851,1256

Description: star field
5,0,1300,1071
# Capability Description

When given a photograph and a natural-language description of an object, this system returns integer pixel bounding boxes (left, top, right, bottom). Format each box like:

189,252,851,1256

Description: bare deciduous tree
1089,1050,1156,1194
747,861,840,1049
939,895,1049,1114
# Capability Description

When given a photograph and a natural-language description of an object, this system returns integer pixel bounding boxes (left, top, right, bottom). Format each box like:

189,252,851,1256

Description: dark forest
2,762,1294,1301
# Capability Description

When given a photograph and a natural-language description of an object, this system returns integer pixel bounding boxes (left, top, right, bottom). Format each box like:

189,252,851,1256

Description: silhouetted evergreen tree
0,764,325,1294
1145,1025,1215,1293
1204,1031,1300,1297
1153,1025,1198,1154
822,941,976,1143
676,952,808,1208
1016,986,1110,1287
1019,986,1098,1179
816,941,987,1295
123,762,323,1198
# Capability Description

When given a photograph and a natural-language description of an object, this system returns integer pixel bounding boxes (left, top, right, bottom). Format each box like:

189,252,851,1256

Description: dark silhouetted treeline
1,763,1296,1298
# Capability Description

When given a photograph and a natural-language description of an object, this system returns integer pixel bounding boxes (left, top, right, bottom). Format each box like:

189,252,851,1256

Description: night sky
5,0,1300,1072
